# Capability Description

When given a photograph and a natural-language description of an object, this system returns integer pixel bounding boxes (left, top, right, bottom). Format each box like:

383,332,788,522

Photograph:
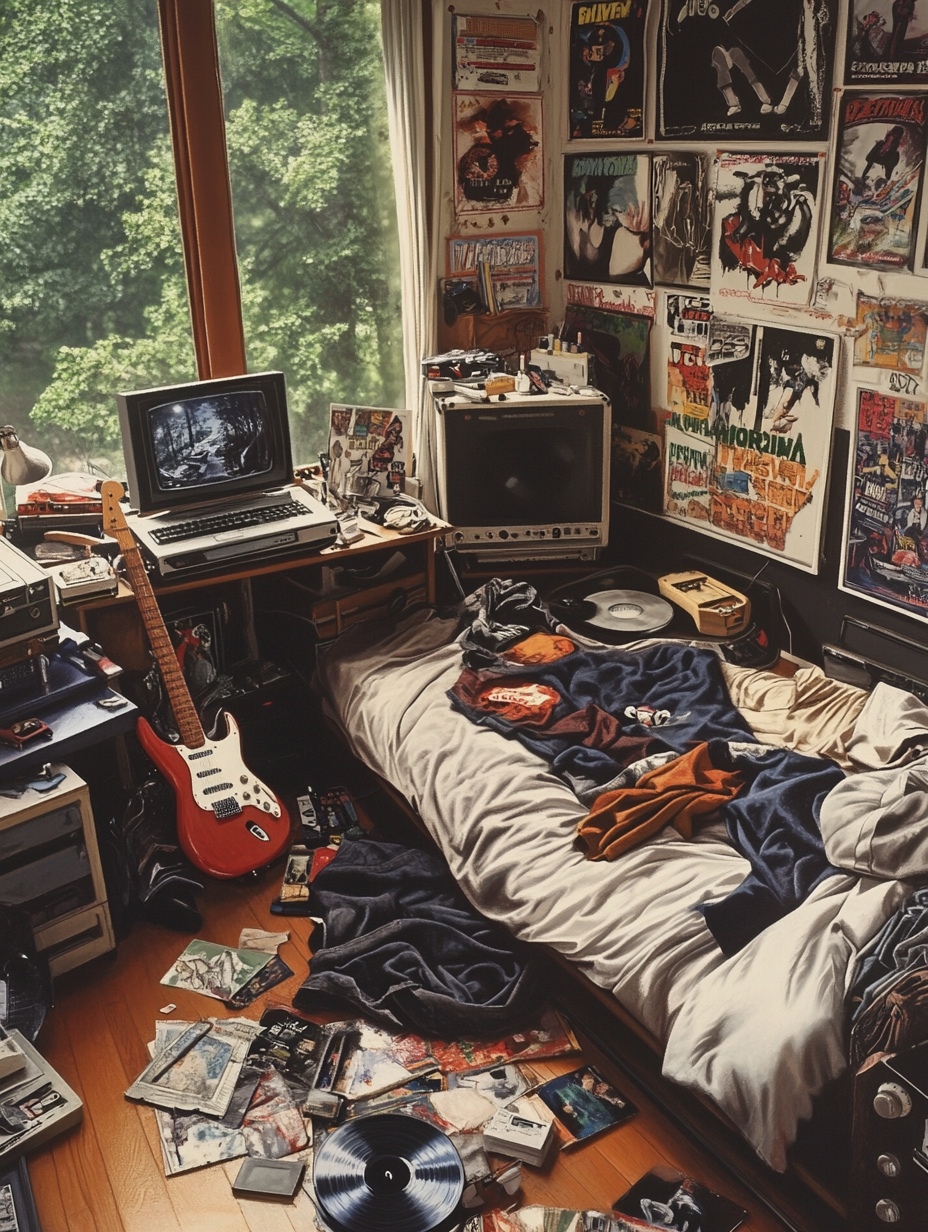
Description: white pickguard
175,714,281,820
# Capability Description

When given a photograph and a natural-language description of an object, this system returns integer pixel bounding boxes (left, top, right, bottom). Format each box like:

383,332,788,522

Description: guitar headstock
100,481,135,551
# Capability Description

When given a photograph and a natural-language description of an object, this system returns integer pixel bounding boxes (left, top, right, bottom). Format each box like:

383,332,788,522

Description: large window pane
215,0,404,469
0,0,196,479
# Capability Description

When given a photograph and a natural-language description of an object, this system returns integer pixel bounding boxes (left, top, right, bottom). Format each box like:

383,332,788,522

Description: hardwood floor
23,857,789,1232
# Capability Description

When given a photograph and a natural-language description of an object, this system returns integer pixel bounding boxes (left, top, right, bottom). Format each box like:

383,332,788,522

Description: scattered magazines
125,1017,259,1118
614,1166,747,1232
464,1207,666,1231
532,1065,636,1147
429,1007,580,1073
160,939,272,1003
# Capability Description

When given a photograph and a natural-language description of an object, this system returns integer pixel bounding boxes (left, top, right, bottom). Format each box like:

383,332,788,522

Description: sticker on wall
568,0,648,140
840,387,928,622
447,233,542,311
663,322,837,572
453,93,543,215
652,152,713,288
852,293,928,374
844,0,928,85
657,0,836,142
710,152,824,309
452,13,541,93
828,91,927,271
564,152,651,286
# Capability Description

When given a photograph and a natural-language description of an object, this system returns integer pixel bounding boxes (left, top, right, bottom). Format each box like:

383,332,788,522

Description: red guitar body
136,712,292,879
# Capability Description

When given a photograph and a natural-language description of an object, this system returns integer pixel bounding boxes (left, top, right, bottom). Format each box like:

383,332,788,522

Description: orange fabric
577,742,745,861
502,632,576,664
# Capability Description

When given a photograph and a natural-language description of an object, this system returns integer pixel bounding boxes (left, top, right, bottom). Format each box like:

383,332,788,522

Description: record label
585,589,674,634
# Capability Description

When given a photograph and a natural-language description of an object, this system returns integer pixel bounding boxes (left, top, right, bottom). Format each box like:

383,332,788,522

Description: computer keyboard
150,499,306,545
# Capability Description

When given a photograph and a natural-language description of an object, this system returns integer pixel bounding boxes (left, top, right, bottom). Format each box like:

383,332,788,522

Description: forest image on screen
149,391,272,491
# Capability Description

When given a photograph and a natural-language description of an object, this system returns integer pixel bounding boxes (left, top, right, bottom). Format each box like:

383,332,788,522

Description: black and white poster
658,0,836,141
652,153,712,287
845,0,928,85
564,152,651,286
569,1,648,139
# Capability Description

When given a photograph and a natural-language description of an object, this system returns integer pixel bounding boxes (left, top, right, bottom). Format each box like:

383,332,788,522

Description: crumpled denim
850,886,928,1022
293,839,544,1037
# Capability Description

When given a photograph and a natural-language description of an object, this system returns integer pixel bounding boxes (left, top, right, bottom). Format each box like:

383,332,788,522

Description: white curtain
381,0,439,512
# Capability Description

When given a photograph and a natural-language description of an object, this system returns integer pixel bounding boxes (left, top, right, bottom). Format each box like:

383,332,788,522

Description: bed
315,603,922,1226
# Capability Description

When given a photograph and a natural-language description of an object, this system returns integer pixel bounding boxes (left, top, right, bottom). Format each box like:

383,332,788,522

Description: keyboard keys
150,499,304,544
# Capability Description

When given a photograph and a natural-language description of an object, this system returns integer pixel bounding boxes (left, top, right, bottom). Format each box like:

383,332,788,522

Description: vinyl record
313,1113,465,1232
585,589,674,634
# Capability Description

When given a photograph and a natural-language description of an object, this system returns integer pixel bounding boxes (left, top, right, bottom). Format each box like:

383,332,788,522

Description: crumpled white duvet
317,611,909,1171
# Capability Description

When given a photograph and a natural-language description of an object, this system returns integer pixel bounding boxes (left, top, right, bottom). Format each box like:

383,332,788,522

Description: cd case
232,1156,305,1200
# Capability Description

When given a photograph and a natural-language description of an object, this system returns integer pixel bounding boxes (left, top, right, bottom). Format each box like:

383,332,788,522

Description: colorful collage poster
853,293,928,374
564,304,651,430
658,0,836,142
452,14,541,92
564,153,651,286
710,152,824,309
453,93,543,215
447,234,542,310
663,323,837,571
841,388,928,621
828,92,927,270
845,0,928,85
327,405,410,498
667,294,711,423
568,1,648,139
652,153,712,288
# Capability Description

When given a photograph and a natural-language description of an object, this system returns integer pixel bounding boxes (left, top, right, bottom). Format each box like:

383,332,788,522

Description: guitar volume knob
240,775,248,783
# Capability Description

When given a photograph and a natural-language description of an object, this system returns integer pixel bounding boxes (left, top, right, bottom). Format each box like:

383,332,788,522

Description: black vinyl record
313,1113,465,1232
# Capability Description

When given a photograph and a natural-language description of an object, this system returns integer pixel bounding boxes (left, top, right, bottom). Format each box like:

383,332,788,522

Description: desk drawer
311,574,427,638
36,902,115,976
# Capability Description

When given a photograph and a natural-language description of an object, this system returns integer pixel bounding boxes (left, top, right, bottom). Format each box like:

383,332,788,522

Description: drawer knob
876,1198,902,1223
878,1153,901,1178
874,1083,913,1119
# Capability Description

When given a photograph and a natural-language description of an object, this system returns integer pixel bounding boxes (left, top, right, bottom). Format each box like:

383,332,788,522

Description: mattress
317,610,910,1170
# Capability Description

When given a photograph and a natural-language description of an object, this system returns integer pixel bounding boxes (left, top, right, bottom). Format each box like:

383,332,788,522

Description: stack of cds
483,1108,555,1167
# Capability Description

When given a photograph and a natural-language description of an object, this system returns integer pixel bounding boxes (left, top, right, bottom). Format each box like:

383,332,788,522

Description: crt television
435,390,611,561
117,371,293,515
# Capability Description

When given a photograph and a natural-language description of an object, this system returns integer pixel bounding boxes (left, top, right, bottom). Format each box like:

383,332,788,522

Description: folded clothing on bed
292,838,545,1037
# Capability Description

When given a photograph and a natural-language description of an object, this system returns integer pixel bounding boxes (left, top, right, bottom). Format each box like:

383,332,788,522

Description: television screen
148,391,272,492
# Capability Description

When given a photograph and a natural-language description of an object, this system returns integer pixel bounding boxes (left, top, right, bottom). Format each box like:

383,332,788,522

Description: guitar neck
120,542,205,749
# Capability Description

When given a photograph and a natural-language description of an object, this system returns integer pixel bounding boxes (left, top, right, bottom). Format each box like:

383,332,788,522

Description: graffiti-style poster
710,152,824,308
666,295,711,423
853,294,928,373
564,153,651,286
569,1,648,139
652,153,712,287
612,425,664,512
663,323,836,571
841,388,928,621
452,14,541,92
845,0,928,85
658,0,836,142
564,305,651,430
828,92,927,270
328,405,410,498
453,94,543,215
447,234,542,310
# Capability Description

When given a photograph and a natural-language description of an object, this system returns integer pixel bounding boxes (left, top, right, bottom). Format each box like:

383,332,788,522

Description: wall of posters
453,93,543,215
447,234,542,311
828,92,927,270
663,323,837,571
844,0,928,85
568,1,648,139
710,152,824,309
564,152,651,285
658,0,836,142
652,153,712,288
452,14,541,92
841,388,928,621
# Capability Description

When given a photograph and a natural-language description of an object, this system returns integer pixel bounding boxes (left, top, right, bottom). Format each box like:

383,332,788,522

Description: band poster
569,1,648,139
652,153,712,288
453,94,543,215
663,322,837,572
328,405,410,498
447,234,542,310
828,92,927,271
845,0,928,85
564,153,651,286
658,0,836,141
452,14,541,93
710,153,824,309
841,388,928,622
853,293,928,374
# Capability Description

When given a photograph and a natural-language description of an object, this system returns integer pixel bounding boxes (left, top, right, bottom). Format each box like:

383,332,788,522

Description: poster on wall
666,294,711,423
845,0,928,85
710,152,824,309
657,0,836,142
853,293,928,375
447,234,542,310
663,322,836,572
564,304,651,430
652,153,712,288
612,425,664,512
453,93,543,215
328,405,410,498
828,91,927,271
841,387,928,621
568,0,648,139
564,153,651,286
452,14,541,93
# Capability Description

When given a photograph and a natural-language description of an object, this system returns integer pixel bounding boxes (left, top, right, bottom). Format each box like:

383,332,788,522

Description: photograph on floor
453,93,543,215
568,0,648,139
652,152,713,287
845,0,928,84
564,152,651,285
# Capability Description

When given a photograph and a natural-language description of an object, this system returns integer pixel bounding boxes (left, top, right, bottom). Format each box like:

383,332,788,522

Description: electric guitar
101,481,292,879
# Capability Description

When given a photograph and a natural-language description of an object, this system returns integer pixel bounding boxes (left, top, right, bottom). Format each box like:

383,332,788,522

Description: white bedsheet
317,611,909,1170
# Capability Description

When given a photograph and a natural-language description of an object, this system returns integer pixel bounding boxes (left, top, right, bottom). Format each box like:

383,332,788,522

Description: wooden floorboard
24,858,790,1231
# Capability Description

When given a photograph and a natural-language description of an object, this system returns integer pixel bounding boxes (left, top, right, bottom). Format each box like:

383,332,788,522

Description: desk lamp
0,426,53,519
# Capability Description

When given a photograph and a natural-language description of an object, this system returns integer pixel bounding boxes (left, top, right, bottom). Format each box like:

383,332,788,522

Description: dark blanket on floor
293,838,544,1036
